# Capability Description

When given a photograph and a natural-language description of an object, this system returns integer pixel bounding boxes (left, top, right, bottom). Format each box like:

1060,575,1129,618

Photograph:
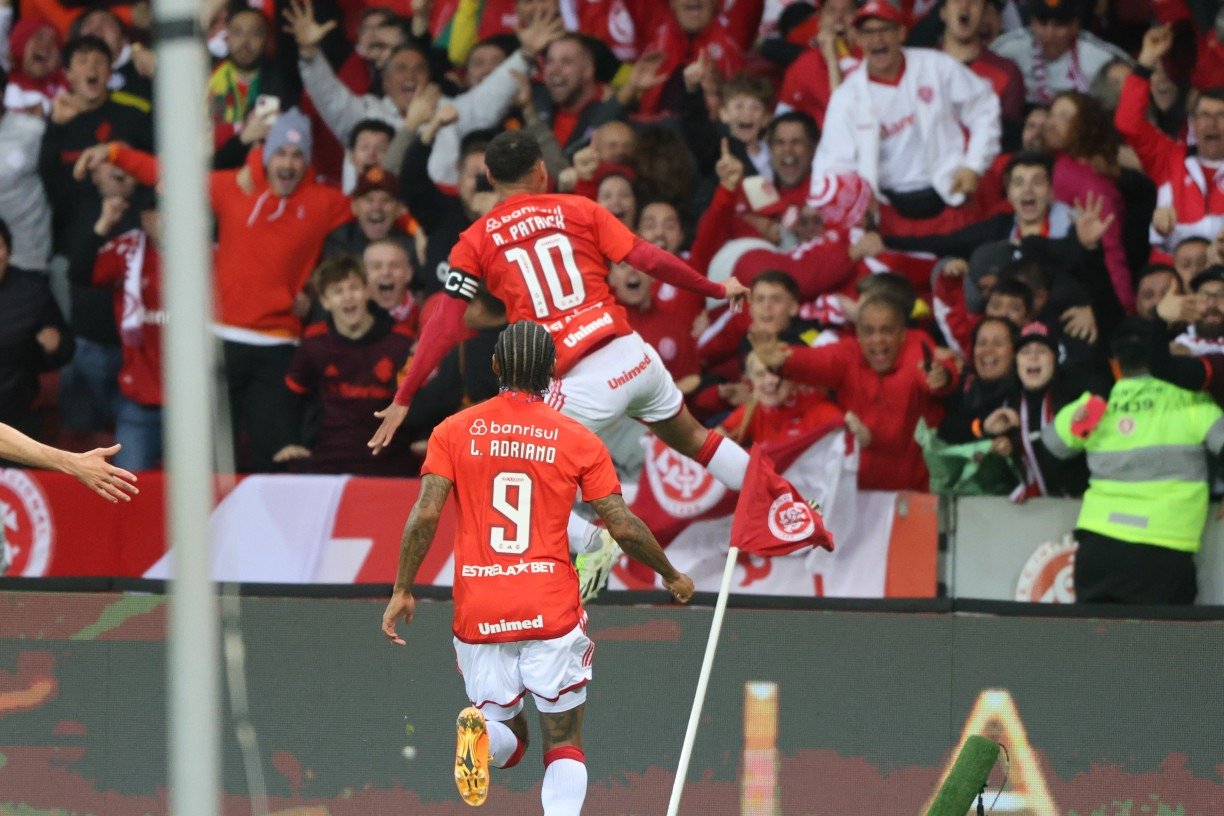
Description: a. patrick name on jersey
467,417,558,462
485,203,567,246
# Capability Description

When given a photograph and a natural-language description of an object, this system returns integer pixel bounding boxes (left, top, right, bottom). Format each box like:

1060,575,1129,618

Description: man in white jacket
284,2,560,189
811,1,1000,237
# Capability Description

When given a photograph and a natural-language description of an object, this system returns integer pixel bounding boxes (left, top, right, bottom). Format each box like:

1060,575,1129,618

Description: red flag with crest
730,445,834,556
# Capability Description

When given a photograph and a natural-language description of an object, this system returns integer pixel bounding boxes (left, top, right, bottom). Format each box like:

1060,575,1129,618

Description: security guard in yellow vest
1043,319,1224,604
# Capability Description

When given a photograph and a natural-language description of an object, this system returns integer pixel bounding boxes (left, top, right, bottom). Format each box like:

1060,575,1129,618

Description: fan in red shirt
381,321,693,812
368,130,769,599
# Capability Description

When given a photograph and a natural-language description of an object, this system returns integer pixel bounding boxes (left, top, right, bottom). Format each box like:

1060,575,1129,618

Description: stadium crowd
2,0,1224,510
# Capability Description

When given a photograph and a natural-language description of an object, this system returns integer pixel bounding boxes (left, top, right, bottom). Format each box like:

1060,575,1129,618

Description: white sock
705,437,748,491
487,719,521,768
541,757,587,816
567,513,602,554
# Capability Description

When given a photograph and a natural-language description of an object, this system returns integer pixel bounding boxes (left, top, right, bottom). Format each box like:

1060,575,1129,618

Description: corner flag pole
157,2,218,815
665,545,739,816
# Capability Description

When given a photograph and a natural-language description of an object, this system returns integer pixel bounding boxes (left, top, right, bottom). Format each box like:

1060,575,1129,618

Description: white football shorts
453,617,594,721
546,332,683,432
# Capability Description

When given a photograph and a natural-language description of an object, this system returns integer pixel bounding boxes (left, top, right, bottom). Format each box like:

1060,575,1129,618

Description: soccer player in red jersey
369,130,757,595
381,322,693,813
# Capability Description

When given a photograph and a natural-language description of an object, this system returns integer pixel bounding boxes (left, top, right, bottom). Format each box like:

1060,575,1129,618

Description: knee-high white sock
567,513,602,554
487,719,525,768
697,432,748,491
542,748,587,816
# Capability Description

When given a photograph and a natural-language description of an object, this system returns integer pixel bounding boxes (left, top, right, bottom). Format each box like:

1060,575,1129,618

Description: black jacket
0,266,74,426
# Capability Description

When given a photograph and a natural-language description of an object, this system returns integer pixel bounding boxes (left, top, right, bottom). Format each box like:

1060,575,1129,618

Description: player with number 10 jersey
448,193,641,377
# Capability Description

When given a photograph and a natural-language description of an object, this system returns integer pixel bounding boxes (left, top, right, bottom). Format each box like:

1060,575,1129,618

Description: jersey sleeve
586,199,638,264
444,231,484,301
421,418,458,481
578,432,622,502
283,343,318,396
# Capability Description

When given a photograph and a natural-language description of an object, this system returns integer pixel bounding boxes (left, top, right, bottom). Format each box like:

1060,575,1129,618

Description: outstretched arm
589,493,694,602
0,424,138,502
382,474,454,645
622,238,747,306
368,291,474,453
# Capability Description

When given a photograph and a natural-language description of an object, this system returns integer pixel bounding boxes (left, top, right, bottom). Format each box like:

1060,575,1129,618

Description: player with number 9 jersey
448,194,641,376
423,389,621,643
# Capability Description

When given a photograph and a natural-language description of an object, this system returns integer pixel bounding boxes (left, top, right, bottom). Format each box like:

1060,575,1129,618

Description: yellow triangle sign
922,688,1058,815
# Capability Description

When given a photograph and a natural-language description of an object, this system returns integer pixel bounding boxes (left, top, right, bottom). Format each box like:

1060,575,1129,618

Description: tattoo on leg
539,705,585,751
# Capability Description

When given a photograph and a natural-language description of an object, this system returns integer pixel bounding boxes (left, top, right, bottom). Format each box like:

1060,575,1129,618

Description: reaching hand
849,231,884,261
715,138,744,192
1210,225,1224,266
94,195,129,236
1156,287,1204,325
1138,23,1173,69
922,359,950,391
748,330,791,371
515,11,565,61
65,444,139,503
131,42,156,78
664,572,694,603
722,277,750,311
35,326,61,354
983,406,1020,436
510,70,533,112
682,48,712,92
716,381,751,407
940,257,969,278
239,106,274,145
403,82,442,132
572,145,599,180
626,51,667,98
1151,206,1177,236
50,89,82,125
381,589,416,645
1060,305,1098,344
950,167,979,198
282,0,336,58
273,444,311,463
1073,190,1116,250
73,143,115,181
369,402,409,454
844,410,872,447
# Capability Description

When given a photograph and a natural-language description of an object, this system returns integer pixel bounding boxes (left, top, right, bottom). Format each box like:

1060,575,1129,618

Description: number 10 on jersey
490,471,533,554
505,234,586,318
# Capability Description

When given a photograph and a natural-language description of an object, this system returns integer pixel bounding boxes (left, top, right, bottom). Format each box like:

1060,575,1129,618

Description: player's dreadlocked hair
485,130,544,184
494,321,555,396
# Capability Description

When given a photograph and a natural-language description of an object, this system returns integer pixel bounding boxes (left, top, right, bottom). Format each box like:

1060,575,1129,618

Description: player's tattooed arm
393,474,454,591
538,705,586,753
590,494,695,602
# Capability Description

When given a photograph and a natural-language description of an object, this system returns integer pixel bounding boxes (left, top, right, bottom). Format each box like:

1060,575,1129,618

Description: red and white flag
730,445,834,556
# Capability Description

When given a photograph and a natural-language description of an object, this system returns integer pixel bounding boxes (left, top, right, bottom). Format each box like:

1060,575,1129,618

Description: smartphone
253,94,280,125
742,175,780,211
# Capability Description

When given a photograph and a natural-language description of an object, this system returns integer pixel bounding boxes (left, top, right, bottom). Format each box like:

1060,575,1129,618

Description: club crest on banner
766,493,816,542
1014,535,1077,603
644,437,725,518
0,470,53,577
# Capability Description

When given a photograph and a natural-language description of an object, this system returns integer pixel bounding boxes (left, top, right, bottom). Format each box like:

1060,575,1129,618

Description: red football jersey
423,391,622,644
446,193,639,376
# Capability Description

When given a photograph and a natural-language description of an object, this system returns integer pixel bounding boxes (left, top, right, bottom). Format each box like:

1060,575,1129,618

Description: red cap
853,1,908,28
352,166,398,199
